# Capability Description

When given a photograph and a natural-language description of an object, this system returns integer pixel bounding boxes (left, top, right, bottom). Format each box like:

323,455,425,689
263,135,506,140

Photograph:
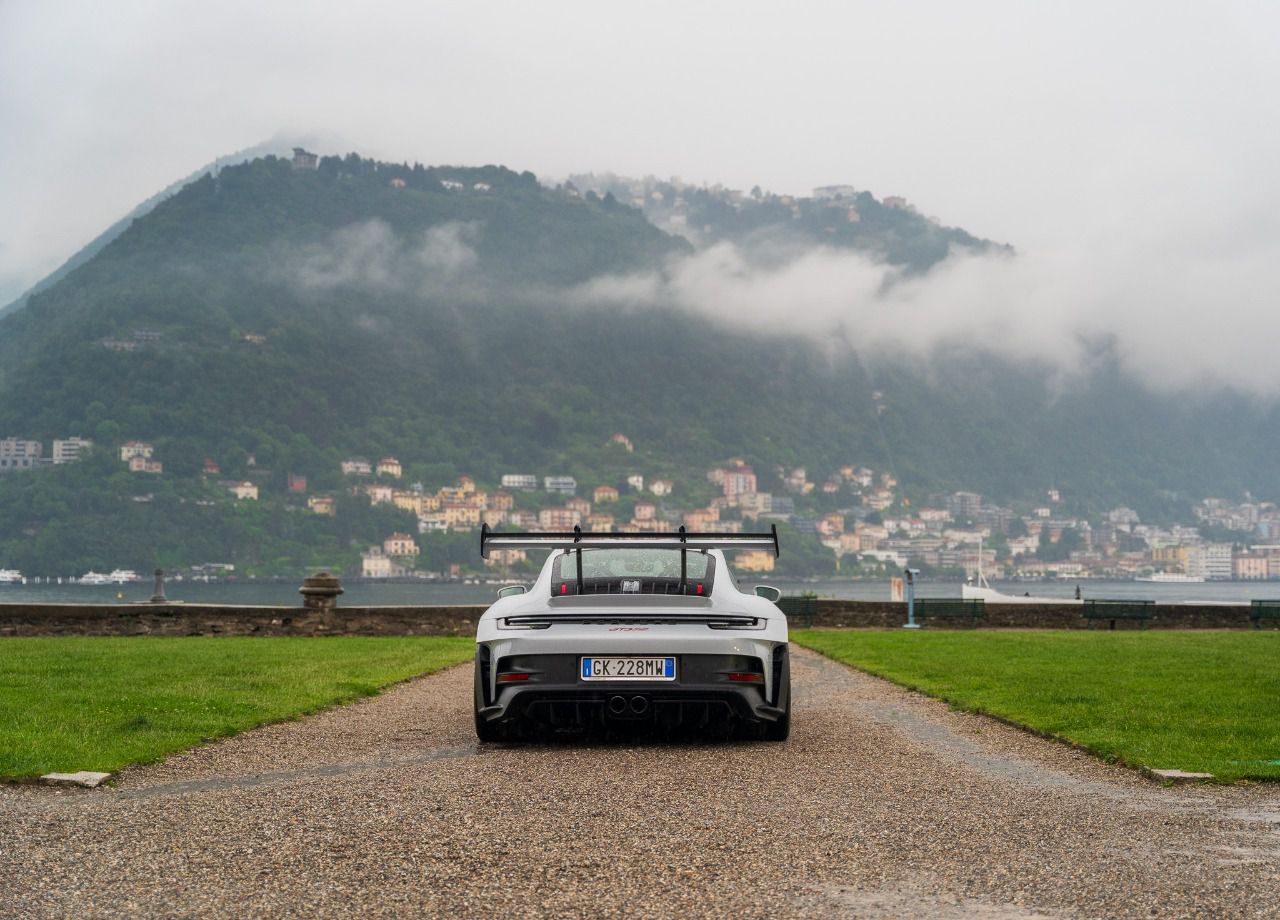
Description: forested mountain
0,140,295,319
0,152,1275,575
567,171,1006,271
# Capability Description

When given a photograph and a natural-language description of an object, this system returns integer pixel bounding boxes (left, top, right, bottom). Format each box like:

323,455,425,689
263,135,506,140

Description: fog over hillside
576,232,1280,395
257,173,1280,396
4,2,1279,396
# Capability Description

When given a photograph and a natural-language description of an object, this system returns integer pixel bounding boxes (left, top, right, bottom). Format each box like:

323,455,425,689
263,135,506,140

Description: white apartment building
52,437,92,464
1187,543,1234,580
0,438,42,472
361,547,393,578
544,475,577,496
501,473,538,490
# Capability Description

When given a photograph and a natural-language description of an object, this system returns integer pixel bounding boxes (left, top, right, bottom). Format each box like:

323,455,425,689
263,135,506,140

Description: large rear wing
480,522,779,594
480,523,779,559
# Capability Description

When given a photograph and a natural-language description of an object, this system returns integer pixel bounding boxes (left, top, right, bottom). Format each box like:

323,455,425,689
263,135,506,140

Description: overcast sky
3,1,1279,386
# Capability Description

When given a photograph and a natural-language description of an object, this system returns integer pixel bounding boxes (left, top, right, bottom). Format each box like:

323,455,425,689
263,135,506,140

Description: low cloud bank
276,216,1280,397
572,236,1280,396
285,219,480,294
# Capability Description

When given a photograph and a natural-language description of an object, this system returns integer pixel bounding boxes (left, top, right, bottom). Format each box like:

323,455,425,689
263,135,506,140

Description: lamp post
902,567,921,629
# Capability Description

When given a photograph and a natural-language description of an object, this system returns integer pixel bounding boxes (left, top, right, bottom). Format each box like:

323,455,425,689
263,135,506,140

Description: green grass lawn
793,629,1280,783
0,636,474,780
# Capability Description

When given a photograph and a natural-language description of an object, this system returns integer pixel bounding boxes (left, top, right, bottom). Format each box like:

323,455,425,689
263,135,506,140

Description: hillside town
323,438,1280,581
4,430,1280,582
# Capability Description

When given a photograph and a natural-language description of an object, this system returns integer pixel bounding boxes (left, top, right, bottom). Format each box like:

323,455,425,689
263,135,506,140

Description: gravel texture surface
2,647,1278,918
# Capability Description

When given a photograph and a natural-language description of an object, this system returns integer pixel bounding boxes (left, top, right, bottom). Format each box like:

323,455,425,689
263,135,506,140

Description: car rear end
475,592,789,738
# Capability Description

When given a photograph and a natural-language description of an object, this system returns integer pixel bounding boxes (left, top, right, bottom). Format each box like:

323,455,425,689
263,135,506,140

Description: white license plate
580,657,676,681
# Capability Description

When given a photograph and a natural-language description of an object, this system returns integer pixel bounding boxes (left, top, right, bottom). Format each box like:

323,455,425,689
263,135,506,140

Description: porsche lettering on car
473,524,790,741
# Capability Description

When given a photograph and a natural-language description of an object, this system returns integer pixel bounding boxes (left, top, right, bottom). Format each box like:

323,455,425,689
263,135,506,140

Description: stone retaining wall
0,599,1266,637
801,600,1259,630
0,604,485,638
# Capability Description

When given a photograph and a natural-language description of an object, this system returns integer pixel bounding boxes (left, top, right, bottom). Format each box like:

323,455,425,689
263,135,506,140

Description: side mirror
754,585,782,603
497,584,527,599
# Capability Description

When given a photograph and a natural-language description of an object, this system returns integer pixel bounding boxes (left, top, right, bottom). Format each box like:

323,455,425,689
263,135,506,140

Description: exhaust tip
607,695,628,715
629,695,649,715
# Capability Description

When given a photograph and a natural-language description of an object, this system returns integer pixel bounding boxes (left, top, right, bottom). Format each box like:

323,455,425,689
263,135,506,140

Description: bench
777,595,818,628
913,599,985,626
1083,599,1154,630
1250,600,1280,630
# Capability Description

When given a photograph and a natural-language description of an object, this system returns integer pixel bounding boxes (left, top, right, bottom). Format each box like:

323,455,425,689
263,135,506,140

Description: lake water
3,578,1277,607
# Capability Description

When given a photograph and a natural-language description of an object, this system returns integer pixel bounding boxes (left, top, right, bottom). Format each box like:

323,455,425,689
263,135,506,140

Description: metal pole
678,525,688,594
903,567,921,629
573,524,583,594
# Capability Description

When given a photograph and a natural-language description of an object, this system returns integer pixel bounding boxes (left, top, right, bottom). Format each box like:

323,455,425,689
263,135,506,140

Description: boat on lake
961,539,1082,604
0,569,22,585
79,571,113,585
961,581,1083,604
1135,572,1205,584
108,569,141,584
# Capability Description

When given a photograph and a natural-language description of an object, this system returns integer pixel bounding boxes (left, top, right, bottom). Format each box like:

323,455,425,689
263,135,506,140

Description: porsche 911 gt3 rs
473,525,790,741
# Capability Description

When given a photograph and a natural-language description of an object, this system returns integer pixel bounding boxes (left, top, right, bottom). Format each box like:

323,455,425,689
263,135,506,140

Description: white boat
0,569,22,585
1135,572,1205,584
79,571,113,585
961,538,1082,605
961,583,1083,604
109,569,141,584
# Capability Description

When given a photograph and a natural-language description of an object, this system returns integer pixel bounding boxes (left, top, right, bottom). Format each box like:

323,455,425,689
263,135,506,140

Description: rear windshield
554,548,713,595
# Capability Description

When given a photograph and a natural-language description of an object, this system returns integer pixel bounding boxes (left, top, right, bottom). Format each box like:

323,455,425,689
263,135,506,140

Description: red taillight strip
496,672,532,682
727,672,764,683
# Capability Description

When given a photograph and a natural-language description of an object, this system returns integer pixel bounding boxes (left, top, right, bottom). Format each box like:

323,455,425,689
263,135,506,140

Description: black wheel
475,708,504,742
761,706,790,741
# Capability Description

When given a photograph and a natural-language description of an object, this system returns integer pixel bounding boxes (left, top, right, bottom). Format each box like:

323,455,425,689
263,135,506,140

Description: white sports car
473,525,790,742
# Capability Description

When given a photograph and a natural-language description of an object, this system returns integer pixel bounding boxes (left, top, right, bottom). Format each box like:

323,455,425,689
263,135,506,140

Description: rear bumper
477,651,787,728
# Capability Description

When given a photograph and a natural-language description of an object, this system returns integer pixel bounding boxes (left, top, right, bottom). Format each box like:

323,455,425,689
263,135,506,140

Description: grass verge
793,629,1280,782
0,636,474,780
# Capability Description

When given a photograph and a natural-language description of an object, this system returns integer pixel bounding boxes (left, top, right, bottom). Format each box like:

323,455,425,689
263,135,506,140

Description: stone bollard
150,568,167,604
299,571,344,610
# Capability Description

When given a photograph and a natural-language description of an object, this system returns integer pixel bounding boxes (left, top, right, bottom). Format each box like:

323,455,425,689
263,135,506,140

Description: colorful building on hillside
308,495,335,516
384,532,419,557
120,440,153,461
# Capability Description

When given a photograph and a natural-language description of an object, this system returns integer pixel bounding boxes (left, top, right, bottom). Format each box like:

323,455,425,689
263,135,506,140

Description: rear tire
475,709,504,742
762,707,790,741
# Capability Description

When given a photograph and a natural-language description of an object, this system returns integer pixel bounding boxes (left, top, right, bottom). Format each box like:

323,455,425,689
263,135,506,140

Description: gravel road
2,647,1278,918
